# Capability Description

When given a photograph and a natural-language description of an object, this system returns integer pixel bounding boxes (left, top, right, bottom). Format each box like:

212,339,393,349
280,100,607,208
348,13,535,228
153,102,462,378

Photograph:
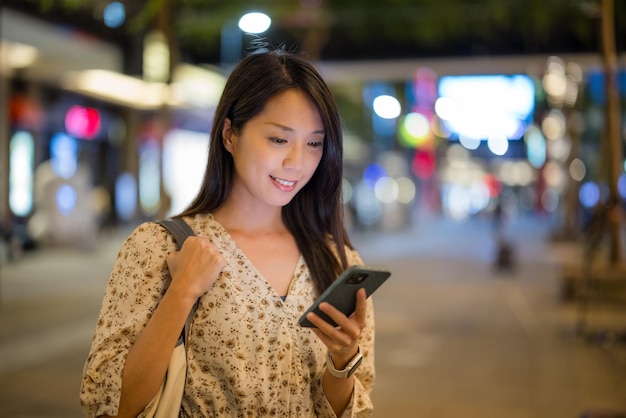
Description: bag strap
156,218,198,345
157,218,195,250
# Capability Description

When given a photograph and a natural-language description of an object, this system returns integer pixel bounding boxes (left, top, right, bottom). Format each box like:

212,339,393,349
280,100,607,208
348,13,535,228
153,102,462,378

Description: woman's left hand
306,288,367,365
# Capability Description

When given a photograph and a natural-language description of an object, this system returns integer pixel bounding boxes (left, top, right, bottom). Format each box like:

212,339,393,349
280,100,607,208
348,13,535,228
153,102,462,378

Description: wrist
326,347,363,379
163,283,199,310
328,349,359,369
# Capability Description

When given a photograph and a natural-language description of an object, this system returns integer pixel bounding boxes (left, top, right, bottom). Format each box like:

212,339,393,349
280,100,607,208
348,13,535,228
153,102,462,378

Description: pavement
0,214,625,418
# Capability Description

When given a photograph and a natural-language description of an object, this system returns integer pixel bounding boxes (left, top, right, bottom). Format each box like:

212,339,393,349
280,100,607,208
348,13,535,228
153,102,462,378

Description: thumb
166,251,179,274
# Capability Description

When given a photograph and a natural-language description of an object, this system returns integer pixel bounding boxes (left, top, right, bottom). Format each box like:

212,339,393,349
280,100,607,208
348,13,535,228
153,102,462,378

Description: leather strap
157,218,195,250
156,218,198,344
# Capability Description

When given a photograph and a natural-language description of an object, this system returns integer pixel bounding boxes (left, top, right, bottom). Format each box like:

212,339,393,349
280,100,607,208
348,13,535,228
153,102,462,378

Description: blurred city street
1,214,625,418
2,2,626,418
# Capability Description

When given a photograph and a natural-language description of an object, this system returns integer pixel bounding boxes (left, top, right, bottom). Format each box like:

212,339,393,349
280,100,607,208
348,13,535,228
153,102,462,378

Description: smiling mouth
270,175,296,188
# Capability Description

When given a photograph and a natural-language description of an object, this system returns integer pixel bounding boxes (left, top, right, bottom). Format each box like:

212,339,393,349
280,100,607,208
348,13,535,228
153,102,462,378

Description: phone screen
298,265,391,327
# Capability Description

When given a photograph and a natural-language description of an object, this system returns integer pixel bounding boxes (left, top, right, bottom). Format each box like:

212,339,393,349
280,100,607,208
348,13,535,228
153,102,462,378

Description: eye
308,140,324,148
269,137,287,144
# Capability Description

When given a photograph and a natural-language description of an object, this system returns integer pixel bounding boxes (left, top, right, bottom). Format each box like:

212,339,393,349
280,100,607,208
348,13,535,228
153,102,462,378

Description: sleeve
318,247,376,418
79,222,176,417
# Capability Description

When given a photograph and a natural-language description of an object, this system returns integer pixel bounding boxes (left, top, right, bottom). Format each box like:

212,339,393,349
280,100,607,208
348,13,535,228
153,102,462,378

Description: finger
317,302,360,338
307,315,349,353
305,311,352,343
350,288,368,326
310,306,362,351
305,311,338,333
309,327,333,347
319,288,367,336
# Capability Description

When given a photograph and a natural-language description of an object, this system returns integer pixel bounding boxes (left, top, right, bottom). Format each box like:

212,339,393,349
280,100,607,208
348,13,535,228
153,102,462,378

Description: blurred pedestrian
80,49,375,417
582,196,621,262
492,195,515,272
0,210,21,261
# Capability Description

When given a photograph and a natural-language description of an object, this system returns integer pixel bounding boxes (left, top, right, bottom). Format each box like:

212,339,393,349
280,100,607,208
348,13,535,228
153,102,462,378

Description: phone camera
347,273,369,284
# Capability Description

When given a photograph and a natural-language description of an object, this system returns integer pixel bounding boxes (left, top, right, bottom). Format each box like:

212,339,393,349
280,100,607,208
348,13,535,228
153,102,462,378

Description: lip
270,175,297,192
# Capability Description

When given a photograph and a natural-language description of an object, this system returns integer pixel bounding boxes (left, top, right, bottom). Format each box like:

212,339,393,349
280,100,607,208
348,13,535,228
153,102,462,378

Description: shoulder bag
145,218,197,418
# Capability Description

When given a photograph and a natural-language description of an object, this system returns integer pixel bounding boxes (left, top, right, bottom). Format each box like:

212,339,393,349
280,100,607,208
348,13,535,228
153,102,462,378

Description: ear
222,118,234,153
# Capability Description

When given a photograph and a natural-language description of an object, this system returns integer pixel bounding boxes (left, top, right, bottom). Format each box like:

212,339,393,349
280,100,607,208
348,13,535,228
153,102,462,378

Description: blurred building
1,5,226,250
1,2,625,253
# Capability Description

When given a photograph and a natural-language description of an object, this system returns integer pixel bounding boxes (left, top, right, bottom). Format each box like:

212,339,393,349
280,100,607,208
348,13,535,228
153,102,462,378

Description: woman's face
223,88,325,210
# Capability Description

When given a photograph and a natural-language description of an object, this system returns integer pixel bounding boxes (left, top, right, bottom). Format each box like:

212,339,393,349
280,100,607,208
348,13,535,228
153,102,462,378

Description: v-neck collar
208,213,304,300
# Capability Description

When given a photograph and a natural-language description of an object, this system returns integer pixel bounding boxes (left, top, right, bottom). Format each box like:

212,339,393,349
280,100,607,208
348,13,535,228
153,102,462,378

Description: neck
213,200,285,234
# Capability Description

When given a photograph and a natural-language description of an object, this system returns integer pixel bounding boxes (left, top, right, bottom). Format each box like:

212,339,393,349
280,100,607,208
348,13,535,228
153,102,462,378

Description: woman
80,50,375,417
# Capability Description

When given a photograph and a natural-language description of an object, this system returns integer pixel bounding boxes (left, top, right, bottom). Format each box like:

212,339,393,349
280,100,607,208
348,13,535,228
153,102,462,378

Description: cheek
301,154,323,183
309,152,323,172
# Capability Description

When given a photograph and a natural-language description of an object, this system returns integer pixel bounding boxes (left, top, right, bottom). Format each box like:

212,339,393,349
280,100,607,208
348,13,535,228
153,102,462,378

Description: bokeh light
163,129,210,216
374,177,399,204
9,130,35,217
139,140,161,216
373,95,401,119
496,161,536,187
579,181,600,208
143,31,170,82
65,106,101,140
459,135,481,150
569,158,586,182
103,2,125,28
436,74,534,141
541,189,559,212
443,183,471,221
342,178,353,204
56,183,78,216
412,150,436,180
238,12,271,34
399,112,430,148
396,177,416,204
50,133,78,179
363,163,387,189
541,110,566,141
354,180,382,226
115,172,137,221
618,173,626,199
544,161,566,190
546,137,571,163
525,126,546,169
487,133,509,156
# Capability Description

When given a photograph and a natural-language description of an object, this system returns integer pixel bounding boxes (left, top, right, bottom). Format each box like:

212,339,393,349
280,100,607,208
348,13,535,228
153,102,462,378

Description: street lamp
221,12,271,66
238,12,271,34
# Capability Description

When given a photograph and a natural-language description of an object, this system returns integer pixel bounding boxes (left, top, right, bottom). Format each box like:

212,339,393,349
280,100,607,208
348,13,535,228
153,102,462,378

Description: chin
271,194,297,208
276,198,296,208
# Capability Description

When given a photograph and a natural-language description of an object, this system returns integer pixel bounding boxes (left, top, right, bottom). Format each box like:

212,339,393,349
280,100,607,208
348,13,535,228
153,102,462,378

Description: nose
283,143,304,170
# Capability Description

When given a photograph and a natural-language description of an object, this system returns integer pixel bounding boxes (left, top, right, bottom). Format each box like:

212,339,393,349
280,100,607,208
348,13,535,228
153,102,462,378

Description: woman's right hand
166,236,227,302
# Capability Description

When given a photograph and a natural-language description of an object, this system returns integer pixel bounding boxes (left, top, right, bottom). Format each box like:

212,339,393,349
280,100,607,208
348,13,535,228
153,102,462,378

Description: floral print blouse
80,213,375,417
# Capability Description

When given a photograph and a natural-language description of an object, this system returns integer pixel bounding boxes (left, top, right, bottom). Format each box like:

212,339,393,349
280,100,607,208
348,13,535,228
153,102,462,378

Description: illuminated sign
65,105,101,139
436,75,535,142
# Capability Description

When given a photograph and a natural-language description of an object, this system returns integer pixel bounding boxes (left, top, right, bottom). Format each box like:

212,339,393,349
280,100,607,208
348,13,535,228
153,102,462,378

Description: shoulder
117,221,175,260
179,213,234,243
106,222,174,293
132,213,214,243
345,245,364,266
325,235,364,266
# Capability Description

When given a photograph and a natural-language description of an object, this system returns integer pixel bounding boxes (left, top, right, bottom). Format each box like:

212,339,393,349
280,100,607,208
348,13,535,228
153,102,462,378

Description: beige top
80,213,375,417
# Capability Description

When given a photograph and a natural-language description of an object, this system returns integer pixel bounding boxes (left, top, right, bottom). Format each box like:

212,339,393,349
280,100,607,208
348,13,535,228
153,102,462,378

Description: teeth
272,176,295,186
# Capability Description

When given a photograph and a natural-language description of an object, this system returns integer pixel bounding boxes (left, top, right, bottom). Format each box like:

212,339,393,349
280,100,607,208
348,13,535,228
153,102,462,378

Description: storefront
1,8,225,251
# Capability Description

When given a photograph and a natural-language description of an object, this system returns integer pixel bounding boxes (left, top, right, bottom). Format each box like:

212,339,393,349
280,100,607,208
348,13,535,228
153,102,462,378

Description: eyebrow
265,122,325,136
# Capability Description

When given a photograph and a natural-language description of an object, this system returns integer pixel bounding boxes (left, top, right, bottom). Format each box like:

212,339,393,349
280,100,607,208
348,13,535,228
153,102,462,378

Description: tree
600,0,623,264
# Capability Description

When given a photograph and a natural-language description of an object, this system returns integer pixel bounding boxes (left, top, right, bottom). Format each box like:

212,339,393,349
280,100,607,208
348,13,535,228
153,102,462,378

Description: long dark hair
178,50,352,295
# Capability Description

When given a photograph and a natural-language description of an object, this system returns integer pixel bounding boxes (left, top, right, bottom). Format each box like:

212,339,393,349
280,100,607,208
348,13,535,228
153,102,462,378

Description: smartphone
298,265,391,328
